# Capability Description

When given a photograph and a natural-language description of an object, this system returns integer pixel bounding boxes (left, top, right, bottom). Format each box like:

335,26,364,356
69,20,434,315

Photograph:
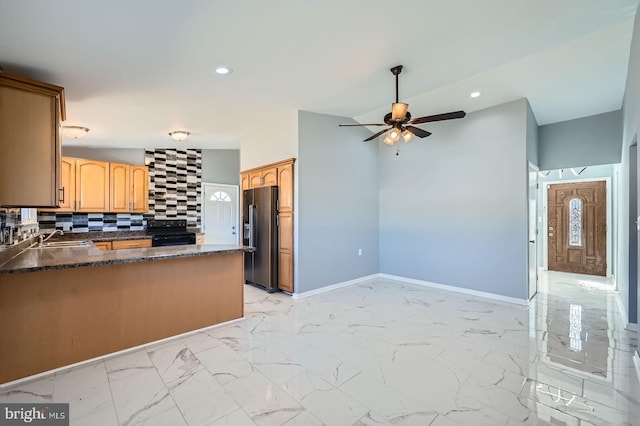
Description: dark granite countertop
0,243,253,275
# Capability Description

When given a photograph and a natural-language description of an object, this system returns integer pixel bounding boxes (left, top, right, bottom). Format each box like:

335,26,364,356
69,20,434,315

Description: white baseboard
379,274,529,306
0,317,246,390
634,352,640,384
292,274,379,299
614,292,635,331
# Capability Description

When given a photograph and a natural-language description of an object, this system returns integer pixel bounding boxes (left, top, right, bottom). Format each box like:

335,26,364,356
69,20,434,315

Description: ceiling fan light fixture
401,129,414,143
383,134,395,146
169,130,190,141
391,103,408,121
388,128,401,143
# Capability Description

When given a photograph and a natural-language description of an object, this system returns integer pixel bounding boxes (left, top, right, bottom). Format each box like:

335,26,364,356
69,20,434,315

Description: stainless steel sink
30,240,92,249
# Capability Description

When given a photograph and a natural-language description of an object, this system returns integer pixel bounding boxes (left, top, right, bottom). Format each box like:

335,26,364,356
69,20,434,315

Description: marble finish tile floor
1,271,638,425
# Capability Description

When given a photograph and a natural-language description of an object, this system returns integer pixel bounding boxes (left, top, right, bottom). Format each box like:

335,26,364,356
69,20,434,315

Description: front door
202,183,239,244
548,181,606,276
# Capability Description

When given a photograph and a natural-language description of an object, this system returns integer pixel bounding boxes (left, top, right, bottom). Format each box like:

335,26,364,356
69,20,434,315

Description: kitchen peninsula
0,243,250,384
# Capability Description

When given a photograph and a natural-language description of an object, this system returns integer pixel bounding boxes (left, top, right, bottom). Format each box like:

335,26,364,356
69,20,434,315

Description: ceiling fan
340,65,466,145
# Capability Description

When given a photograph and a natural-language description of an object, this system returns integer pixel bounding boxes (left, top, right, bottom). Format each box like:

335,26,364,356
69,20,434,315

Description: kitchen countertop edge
0,245,253,275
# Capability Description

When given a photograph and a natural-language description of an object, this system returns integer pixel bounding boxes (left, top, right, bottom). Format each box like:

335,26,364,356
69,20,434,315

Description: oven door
152,234,196,247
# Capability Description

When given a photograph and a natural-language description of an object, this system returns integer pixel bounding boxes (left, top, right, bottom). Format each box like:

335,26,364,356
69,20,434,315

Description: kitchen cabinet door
241,173,249,191
277,163,293,212
40,157,75,212
130,165,148,213
110,163,130,213
278,211,293,292
249,171,263,188
0,72,65,207
262,167,278,187
76,159,109,212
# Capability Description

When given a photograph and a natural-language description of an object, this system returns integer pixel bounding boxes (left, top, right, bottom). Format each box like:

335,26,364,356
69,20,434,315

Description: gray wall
619,7,640,328
630,145,638,325
201,149,239,185
538,110,623,170
297,111,379,293
62,147,144,164
62,147,239,186
526,100,539,165
378,99,529,300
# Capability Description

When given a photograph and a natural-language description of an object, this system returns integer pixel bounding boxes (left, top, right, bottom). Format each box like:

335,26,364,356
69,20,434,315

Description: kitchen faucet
38,229,64,247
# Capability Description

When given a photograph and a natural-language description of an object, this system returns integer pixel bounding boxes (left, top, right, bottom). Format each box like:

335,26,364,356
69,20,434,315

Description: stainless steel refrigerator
243,186,279,292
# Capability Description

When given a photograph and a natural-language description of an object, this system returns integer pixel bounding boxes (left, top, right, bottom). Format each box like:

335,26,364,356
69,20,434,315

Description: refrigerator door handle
249,204,256,248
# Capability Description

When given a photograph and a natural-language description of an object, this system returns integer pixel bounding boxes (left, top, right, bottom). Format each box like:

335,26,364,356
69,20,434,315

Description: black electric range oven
146,220,196,247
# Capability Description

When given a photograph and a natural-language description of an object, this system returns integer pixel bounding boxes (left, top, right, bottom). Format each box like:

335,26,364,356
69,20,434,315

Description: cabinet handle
59,187,65,203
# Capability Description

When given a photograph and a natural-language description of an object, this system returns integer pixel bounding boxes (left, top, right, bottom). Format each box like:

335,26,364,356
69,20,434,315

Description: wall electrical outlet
358,249,363,256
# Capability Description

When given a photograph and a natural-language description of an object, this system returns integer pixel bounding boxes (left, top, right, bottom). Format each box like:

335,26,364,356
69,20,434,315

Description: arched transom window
210,191,231,202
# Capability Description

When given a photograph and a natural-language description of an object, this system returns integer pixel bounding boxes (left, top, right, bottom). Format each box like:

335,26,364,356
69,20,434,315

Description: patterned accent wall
145,149,201,228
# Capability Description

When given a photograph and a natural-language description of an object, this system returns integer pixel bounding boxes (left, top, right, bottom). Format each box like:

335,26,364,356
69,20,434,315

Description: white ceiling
0,0,637,149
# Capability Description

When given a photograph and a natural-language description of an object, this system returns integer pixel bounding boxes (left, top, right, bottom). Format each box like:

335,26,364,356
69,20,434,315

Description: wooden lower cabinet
94,241,112,251
277,211,293,292
111,239,152,250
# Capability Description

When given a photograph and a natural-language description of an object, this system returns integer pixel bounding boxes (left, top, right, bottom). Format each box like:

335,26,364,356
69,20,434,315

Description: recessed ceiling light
213,66,232,75
470,91,481,98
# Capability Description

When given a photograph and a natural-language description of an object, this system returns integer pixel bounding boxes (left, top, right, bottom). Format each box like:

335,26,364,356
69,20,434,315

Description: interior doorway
547,181,607,276
202,183,239,245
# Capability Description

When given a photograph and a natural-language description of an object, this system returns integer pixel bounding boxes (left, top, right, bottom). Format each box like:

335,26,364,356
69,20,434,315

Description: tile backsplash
0,208,39,246
145,148,202,228
38,212,146,232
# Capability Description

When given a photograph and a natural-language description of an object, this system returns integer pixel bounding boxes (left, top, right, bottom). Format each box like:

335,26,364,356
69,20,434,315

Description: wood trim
0,253,244,383
240,157,296,174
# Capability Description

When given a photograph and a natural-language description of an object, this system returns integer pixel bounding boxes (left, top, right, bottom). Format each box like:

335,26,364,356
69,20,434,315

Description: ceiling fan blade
409,110,466,125
391,103,408,121
339,123,387,127
364,127,391,142
405,125,432,138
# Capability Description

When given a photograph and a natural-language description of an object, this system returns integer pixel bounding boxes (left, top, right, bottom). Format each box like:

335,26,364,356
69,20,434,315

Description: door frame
541,177,612,277
528,161,539,300
201,182,240,245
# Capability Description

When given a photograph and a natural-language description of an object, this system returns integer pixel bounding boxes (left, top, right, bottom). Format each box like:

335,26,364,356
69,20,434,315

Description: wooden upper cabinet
110,163,130,213
262,167,278,187
130,165,149,213
241,173,250,191
76,159,109,212
249,172,263,189
248,167,278,189
41,157,75,212
277,163,293,212
0,72,65,207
